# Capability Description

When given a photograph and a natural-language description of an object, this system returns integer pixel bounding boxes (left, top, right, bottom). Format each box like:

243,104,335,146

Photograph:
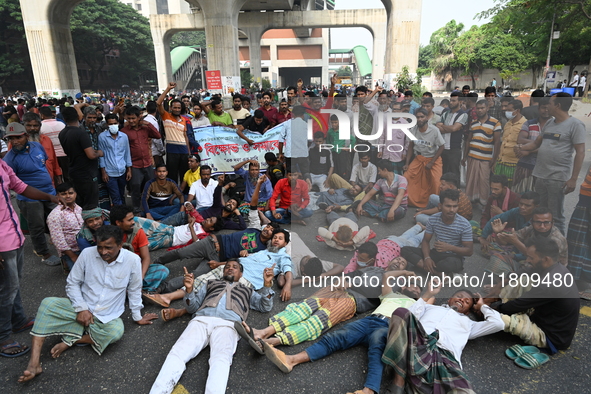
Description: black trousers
72,178,99,210
166,152,188,185
441,148,462,177
400,246,464,273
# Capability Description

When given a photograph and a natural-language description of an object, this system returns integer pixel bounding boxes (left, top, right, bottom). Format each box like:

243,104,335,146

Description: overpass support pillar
372,21,387,82
19,0,83,97
151,28,173,92
243,27,264,88
196,0,248,78
384,0,422,74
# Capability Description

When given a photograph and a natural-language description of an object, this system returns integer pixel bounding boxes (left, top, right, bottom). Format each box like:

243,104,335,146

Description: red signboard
206,70,222,90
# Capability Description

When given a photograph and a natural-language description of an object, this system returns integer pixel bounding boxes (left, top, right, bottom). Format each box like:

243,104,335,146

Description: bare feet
262,337,282,346
417,222,426,231
50,342,70,358
18,365,43,383
142,293,170,308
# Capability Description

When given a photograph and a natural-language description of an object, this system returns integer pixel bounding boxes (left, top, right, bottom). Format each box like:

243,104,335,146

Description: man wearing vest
149,260,275,394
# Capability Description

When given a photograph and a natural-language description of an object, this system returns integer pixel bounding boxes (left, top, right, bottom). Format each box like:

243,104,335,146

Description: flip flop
514,352,550,369
262,341,292,373
234,321,264,354
142,293,170,308
505,344,540,360
12,318,35,334
160,308,185,323
579,291,591,301
0,340,31,358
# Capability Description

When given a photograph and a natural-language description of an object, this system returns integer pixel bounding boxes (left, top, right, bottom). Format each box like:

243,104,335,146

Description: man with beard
276,99,292,124
380,285,503,394
260,278,422,394
202,98,234,127
151,229,290,320
489,237,579,356
316,182,363,211
436,92,469,177
3,123,61,266
157,82,197,184
149,260,275,394
21,112,62,185
479,191,540,255
233,159,273,215
479,175,521,230
147,222,279,304
485,207,568,276
403,108,445,208
18,226,158,383
259,91,279,127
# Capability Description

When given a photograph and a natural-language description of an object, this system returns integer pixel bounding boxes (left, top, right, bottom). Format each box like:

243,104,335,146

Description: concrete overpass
18,0,422,96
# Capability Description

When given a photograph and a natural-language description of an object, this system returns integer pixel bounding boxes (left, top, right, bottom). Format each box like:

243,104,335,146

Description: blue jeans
106,175,127,206
386,224,425,248
61,251,81,271
535,178,566,235
264,208,313,224
0,246,29,342
415,194,440,226
160,210,188,227
363,200,407,222
305,316,389,393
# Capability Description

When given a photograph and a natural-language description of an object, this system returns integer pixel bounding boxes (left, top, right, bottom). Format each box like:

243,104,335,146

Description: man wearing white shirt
144,101,165,167
187,165,218,211
578,73,587,97
569,70,580,89
18,226,157,383
381,284,504,394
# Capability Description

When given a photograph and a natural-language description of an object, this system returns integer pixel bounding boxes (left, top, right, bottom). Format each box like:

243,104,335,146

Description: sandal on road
514,352,550,369
12,317,35,334
234,321,264,354
0,340,31,358
160,308,185,323
142,292,170,308
505,344,540,360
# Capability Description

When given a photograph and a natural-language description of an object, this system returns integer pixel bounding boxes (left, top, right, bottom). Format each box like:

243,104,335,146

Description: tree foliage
71,0,155,88
170,31,206,49
0,0,32,89
336,66,353,77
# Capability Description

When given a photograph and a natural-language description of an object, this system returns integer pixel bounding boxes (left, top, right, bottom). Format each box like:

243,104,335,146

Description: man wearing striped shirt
462,100,502,205
401,189,473,276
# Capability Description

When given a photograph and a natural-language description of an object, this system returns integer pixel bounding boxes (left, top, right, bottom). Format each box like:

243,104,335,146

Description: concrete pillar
152,30,174,92
195,0,248,78
372,22,386,82
243,27,264,87
19,0,83,97
383,0,422,74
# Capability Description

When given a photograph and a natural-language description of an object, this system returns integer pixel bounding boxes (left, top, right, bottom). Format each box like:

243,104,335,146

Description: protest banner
193,124,285,174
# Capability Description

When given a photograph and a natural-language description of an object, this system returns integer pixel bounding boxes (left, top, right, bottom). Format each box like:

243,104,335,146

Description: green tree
70,0,156,88
261,78,271,90
417,44,433,76
240,69,253,88
429,20,464,91
170,31,206,49
452,26,485,89
0,0,32,90
336,66,353,77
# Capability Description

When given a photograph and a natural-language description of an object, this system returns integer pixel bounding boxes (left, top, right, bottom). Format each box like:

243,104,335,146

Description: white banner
193,124,285,174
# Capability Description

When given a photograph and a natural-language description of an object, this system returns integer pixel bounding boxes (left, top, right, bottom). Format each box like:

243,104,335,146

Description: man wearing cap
22,112,62,186
3,123,61,266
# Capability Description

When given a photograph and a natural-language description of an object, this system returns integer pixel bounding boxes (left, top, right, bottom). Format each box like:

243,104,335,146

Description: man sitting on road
233,159,273,215
141,164,184,221
266,168,312,225
17,226,157,383
401,189,473,277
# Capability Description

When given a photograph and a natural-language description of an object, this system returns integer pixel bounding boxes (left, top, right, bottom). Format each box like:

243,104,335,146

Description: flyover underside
150,9,387,91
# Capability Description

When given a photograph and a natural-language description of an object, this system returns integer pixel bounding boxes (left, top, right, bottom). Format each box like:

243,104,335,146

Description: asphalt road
2,101,591,394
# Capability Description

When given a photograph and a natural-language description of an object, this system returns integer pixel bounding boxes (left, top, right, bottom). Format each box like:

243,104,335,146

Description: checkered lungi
31,297,124,355
567,204,591,282
134,217,174,251
381,308,476,394
143,264,170,292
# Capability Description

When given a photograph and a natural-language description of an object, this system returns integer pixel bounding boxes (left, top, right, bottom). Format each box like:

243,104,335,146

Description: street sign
206,70,222,91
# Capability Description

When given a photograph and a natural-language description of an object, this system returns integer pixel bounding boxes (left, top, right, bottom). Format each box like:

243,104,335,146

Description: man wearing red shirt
265,169,312,225
259,91,279,127
120,106,161,211
276,99,292,124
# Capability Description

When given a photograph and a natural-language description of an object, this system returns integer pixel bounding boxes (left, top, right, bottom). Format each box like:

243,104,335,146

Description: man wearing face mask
495,100,526,187
98,114,132,206
3,123,61,266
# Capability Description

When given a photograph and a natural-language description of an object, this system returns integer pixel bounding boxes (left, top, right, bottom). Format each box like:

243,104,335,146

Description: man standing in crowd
121,106,162,213
495,99,526,187
39,106,68,180
519,92,586,234
436,92,468,176
0,156,63,357
3,123,61,266
58,107,103,209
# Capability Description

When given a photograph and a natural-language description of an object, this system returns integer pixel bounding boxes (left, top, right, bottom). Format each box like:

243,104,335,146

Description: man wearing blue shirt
3,123,60,266
98,115,132,205
150,260,275,394
233,159,273,215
